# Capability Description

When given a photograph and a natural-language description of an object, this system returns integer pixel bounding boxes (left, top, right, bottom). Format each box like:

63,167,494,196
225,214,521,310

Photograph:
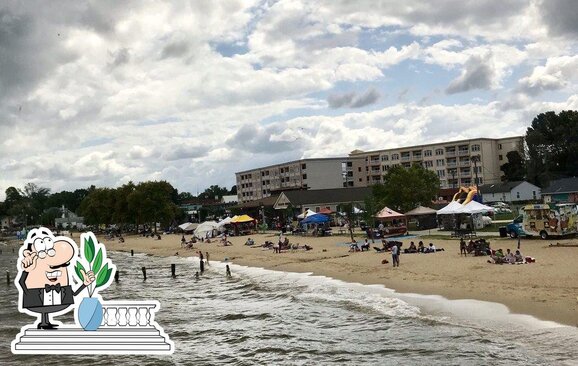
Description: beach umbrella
231,214,255,223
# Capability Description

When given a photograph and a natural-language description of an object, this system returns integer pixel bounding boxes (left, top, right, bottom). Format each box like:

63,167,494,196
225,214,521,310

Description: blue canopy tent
301,213,330,224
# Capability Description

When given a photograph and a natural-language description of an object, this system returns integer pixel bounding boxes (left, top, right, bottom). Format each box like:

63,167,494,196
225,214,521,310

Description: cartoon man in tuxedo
16,227,95,329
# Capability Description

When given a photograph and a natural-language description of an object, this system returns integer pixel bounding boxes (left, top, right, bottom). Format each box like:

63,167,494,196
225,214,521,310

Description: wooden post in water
6,271,10,285
171,264,176,278
114,271,119,283
142,266,147,281
131,249,134,256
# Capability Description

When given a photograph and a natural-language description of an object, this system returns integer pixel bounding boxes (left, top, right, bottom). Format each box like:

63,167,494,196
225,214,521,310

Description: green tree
500,150,526,182
336,202,357,243
112,182,136,225
526,110,578,187
79,188,116,225
177,191,195,203
200,185,229,200
45,188,89,214
127,181,178,231
374,164,440,212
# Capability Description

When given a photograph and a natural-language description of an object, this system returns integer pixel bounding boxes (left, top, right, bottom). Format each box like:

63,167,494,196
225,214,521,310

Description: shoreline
4,232,577,327
103,232,578,327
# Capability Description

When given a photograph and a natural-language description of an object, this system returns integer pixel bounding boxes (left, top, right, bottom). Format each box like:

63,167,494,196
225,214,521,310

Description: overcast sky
1,0,577,199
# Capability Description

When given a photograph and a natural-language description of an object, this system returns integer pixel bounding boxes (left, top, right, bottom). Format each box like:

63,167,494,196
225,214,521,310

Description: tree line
501,110,578,187
0,181,236,228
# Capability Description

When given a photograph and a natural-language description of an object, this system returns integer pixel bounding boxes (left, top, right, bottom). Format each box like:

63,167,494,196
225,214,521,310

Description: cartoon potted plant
74,233,115,331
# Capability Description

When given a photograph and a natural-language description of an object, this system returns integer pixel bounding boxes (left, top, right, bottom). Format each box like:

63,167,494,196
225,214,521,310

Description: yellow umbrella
230,214,255,223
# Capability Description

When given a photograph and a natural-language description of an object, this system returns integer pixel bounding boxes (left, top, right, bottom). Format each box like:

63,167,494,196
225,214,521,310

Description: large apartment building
349,136,524,188
235,136,524,203
236,157,366,203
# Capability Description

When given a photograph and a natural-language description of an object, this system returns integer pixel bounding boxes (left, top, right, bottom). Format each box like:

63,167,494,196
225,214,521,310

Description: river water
1,249,577,365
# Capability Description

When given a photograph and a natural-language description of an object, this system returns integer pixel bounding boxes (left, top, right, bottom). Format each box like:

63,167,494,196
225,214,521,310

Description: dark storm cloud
446,55,494,94
327,88,380,108
539,0,578,37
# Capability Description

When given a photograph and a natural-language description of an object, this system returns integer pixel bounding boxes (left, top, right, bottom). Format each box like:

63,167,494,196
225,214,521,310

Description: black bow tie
45,284,62,293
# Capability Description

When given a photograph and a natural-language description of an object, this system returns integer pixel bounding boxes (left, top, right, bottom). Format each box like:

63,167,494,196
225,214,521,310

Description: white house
479,181,541,203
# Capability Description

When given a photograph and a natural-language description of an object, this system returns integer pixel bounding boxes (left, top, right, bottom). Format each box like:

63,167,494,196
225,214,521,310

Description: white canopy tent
194,221,219,239
297,209,317,219
217,216,237,227
459,201,494,214
436,201,463,215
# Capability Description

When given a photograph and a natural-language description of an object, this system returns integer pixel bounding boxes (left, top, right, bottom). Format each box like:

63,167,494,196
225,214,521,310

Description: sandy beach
91,231,578,328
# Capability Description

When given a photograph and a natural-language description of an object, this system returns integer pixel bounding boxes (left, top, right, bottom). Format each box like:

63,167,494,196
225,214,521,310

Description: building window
346,162,352,167
533,191,536,198
359,178,362,182
424,161,433,168
435,149,444,156
302,174,307,179
392,154,399,160
358,167,361,172
381,155,389,161
436,159,445,166
472,144,480,152
478,178,483,184
265,171,269,176
498,144,502,150
516,192,520,199
301,163,306,169
437,170,445,177
499,155,503,161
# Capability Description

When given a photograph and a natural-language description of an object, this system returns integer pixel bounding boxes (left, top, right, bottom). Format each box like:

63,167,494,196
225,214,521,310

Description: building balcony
369,159,380,164
445,151,456,157
412,155,422,160
460,172,471,178
460,161,470,167
401,156,411,161
458,150,469,156
446,162,457,167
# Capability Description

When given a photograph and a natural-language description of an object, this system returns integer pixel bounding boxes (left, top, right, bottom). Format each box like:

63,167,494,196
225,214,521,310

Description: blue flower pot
78,297,103,331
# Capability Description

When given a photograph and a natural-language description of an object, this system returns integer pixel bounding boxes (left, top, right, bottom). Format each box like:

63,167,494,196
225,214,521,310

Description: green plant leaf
75,261,86,282
96,268,113,288
96,263,110,287
92,248,103,275
84,236,95,263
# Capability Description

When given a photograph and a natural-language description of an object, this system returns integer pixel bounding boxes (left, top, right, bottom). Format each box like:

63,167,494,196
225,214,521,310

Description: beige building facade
236,157,366,203
349,136,524,189
236,136,524,203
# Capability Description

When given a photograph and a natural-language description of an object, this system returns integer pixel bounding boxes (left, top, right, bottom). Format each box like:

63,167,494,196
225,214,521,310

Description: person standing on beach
391,243,399,267
226,265,231,278
199,251,205,273
205,251,210,266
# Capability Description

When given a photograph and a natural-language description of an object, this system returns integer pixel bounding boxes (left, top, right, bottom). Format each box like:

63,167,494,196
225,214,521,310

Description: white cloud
0,0,577,200
518,55,578,95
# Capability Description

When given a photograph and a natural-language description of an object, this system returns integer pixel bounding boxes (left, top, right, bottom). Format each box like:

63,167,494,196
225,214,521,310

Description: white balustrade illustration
12,300,173,354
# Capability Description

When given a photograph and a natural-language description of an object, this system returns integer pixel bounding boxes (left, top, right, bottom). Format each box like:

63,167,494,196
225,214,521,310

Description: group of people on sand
403,240,444,254
459,238,492,257
487,248,533,264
